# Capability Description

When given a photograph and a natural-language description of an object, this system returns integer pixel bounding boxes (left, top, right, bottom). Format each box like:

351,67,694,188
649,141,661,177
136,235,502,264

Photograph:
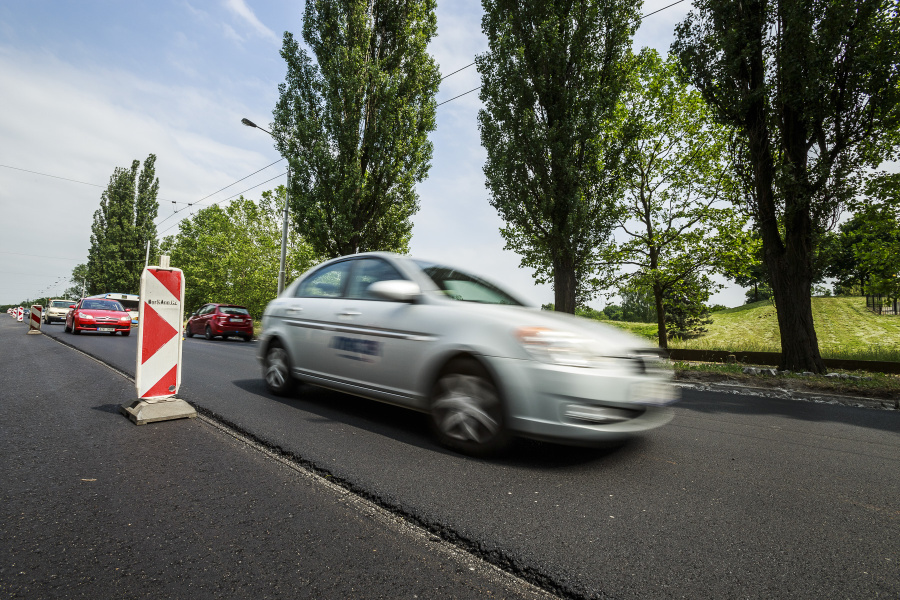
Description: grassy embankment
603,297,900,399
605,296,900,362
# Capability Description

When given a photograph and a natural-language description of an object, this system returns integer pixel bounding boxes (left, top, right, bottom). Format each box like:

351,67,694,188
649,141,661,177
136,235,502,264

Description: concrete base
27,329,41,335
120,398,197,425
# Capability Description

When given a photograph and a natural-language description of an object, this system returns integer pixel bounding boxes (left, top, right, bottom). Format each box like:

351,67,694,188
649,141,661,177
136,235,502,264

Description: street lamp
242,117,291,296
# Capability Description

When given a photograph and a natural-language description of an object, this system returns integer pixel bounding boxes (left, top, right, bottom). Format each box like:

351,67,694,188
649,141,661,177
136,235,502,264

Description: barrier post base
120,398,197,425
26,330,42,335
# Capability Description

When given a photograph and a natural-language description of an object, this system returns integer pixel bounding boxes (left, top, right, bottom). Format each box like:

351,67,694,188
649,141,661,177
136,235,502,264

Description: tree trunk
553,257,577,314
652,283,667,349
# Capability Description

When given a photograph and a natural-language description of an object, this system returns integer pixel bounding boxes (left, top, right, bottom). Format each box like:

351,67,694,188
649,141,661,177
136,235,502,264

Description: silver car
258,252,677,455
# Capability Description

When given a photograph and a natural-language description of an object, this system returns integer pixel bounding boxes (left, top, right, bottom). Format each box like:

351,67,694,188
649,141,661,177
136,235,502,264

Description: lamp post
242,118,291,296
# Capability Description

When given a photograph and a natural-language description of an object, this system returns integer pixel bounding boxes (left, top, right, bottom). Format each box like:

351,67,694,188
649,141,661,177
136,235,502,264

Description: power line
0,251,81,261
0,163,192,206
156,170,288,237
437,87,481,107
435,0,688,108
441,61,475,81
642,0,687,19
154,157,286,228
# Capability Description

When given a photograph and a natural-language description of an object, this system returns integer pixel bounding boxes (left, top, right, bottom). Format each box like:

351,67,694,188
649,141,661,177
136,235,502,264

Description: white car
258,252,677,455
43,299,77,324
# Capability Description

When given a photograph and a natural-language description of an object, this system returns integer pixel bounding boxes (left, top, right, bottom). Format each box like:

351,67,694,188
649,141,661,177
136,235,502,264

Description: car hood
429,299,657,355
78,309,130,319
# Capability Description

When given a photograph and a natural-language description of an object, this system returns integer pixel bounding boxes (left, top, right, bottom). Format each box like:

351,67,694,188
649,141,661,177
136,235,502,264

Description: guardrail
667,348,900,374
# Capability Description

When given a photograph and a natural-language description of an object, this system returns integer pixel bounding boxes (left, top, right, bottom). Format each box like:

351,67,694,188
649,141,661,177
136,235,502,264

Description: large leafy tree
272,0,441,258
824,172,900,297
476,0,640,313
673,0,900,372
161,188,319,318
86,155,159,294
606,49,745,347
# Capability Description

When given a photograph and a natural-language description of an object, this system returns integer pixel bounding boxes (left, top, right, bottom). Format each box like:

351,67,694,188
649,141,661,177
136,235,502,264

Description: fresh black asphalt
6,317,900,599
0,319,551,599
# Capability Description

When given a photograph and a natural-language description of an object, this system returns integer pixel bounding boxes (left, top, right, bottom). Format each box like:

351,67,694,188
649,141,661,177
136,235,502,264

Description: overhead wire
434,0,689,108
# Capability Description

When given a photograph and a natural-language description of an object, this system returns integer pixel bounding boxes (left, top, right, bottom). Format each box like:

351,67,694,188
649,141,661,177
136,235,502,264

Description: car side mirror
69,304,76,309
367,280,421,303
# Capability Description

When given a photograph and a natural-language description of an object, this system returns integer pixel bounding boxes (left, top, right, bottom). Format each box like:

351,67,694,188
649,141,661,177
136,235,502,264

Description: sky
0,0,746,308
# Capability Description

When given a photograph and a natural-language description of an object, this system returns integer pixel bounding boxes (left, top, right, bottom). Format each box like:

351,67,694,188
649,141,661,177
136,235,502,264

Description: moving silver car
258,252,677,455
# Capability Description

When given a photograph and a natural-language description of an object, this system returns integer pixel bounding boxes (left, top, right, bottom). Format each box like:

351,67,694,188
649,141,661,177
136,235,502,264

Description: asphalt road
16,319,900,598
1,318,551,599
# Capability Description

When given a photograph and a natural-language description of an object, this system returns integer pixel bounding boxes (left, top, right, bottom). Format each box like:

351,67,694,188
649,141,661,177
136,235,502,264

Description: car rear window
220,306,249,315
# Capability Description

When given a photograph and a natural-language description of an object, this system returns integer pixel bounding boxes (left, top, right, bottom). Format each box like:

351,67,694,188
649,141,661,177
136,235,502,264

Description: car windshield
51,301,71,308
414,260,522,305
83,300,125,311
220,306,249,315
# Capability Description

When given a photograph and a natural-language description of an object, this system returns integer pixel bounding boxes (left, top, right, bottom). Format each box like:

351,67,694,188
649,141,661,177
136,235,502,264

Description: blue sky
1,0,745,307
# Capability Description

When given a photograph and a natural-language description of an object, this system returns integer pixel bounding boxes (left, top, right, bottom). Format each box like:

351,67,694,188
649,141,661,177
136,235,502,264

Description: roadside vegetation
599,296,900,363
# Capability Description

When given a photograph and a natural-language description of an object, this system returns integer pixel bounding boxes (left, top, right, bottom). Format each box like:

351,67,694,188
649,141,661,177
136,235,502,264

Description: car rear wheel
263,342,294,396
429,359,509,456
205,326,214,340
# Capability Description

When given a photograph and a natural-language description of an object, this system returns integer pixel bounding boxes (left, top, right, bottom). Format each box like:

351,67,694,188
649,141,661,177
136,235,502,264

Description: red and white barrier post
28,305,42,333
16,307,24,322
120,256,197,425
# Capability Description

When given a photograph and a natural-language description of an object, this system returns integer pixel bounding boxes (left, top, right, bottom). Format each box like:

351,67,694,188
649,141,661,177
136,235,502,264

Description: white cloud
0,46,282,303
224,0,280,44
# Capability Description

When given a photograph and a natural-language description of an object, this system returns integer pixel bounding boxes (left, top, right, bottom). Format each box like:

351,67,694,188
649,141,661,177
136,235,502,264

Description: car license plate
230,318,241,322
99,327,115,332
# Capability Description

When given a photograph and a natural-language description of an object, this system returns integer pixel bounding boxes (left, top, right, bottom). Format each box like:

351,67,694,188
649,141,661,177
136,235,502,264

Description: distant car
65,298,132,336
85,293,139,324
43,299,77,324
258,252,678,456
185,303,254,341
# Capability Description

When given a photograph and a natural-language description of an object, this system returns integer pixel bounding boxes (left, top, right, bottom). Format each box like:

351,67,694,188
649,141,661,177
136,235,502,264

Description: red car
65,298,132,336
185,303,254,341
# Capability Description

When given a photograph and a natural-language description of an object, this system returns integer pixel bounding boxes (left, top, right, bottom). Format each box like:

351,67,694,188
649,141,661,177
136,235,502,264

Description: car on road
258,252,677,455
85,293,139,324
43,299,77,324
185,303,254,341
65,298,132,336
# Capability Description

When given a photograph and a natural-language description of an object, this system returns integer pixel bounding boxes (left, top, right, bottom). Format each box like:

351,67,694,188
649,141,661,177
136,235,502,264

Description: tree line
61,0,898,375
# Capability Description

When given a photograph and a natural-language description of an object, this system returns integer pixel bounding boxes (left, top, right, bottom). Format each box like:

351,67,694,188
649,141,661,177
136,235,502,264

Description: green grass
604,297,900,362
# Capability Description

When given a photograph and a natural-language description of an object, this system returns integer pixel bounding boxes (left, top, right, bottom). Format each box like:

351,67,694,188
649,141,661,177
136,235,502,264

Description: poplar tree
86,155,159,294
476,0,640,313
272,0,441,258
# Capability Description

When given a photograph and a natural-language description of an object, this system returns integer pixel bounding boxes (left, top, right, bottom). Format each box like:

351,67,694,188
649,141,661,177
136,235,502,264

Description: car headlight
120,316,131,322
81,314,94,320
515,327,608,368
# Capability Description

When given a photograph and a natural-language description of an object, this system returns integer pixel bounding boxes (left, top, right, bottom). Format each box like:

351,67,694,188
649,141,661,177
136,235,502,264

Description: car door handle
286,308,303,314
337,310,361,317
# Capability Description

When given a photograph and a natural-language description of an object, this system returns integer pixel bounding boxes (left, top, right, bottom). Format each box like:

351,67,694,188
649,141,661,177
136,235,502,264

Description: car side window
296,261,351,298
346,258,406,300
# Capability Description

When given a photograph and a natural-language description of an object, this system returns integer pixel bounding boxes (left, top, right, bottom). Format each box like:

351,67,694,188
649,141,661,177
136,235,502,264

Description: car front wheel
429,359,509,456
72,321,80,335
263,342,295,396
